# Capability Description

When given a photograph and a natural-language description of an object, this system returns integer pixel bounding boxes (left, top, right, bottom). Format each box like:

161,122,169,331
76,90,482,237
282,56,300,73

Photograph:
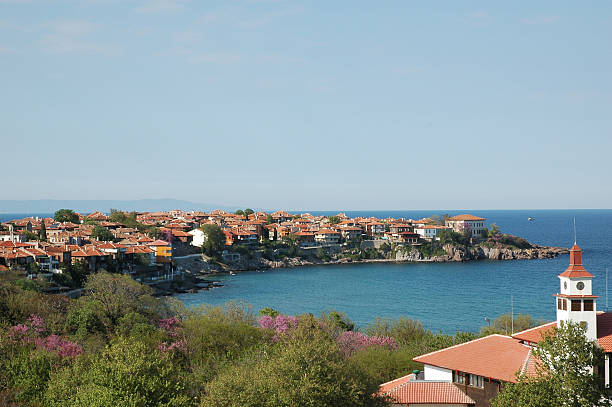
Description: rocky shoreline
160,244,569,296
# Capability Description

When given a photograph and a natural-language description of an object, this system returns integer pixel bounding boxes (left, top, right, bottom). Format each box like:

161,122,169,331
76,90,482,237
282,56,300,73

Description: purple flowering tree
7,314,83,358
257,314,299,341
336,331,398,358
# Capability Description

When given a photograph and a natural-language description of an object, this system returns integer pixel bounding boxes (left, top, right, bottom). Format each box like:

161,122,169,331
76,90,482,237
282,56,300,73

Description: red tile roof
447,214,485,221
597,312,612,352
413,335,532,383
146,240,171,247
559,244,593,278
379,375,475,405
512,322,556,344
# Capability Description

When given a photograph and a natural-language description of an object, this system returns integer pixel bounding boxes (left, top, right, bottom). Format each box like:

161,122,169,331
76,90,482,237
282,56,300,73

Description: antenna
607,267,609,311
573,217,577,244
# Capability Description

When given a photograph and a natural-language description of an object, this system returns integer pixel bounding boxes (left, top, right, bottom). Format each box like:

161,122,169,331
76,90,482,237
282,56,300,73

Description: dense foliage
0,269,543,406
54,209,80,224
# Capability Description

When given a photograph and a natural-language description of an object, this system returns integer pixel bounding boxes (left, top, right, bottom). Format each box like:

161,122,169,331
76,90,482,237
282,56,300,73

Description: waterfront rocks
441,244,569,262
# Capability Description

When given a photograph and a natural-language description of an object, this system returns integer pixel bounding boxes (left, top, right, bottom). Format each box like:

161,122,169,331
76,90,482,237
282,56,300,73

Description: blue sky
1,1,611,210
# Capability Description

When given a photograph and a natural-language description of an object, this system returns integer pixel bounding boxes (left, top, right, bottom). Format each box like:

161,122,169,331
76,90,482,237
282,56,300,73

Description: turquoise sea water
2,210,611,334
176,210,612,334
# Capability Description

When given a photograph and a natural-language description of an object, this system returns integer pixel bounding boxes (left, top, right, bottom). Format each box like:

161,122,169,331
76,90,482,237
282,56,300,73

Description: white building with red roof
385,241,611,406
445,214,486,239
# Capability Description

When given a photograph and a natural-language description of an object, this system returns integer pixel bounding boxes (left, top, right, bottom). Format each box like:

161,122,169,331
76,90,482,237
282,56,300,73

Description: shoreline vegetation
0,267,547,406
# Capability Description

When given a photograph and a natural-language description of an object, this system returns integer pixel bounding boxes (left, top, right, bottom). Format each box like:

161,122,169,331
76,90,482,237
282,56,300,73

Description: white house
414,225,450,241
189,229,205,247
445,215,486,239
314,229,340,245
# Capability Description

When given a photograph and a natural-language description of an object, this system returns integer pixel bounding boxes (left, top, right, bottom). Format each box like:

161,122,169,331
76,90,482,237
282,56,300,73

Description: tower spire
574,217,577,245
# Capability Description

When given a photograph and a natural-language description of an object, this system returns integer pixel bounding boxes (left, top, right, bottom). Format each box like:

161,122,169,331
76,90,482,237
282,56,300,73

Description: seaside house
314,229,340,245
445,215,486,239
386,243,612,407
366,222,385,237
146,240,172,263
338,226,363,242
414,225,450,241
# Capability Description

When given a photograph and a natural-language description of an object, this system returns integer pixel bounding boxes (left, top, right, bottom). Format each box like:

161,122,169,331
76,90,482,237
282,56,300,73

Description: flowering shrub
159,339,186,353
336,331,398,358
257,314,299,341
157,316,185,354
34,334,83,358
7,314,82,358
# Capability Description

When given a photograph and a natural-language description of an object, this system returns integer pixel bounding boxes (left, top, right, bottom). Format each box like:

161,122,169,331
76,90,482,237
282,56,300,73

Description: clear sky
1,1,611,210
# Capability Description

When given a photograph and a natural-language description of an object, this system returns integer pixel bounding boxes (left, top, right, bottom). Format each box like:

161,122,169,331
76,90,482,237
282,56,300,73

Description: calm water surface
2,210,611,334
177,210,612,334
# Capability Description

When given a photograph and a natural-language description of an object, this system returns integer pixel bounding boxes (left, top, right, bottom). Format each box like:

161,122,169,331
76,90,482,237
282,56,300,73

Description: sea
2,210,611,334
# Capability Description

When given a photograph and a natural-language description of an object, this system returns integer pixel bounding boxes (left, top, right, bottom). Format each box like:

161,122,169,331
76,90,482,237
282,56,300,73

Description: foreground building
382,242,612,406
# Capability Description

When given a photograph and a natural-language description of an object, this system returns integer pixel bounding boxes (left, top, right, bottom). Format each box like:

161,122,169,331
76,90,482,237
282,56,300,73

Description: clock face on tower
577,282,585,290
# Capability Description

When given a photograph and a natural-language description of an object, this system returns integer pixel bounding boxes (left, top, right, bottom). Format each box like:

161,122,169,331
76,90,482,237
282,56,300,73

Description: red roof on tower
558,244,593,278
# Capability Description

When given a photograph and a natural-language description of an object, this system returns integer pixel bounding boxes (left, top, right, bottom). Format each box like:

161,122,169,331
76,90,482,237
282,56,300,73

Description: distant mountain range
0,199,240,214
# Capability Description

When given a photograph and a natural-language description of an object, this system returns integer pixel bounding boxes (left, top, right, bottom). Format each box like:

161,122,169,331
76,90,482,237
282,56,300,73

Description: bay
2,210,611,334
176,209,612,334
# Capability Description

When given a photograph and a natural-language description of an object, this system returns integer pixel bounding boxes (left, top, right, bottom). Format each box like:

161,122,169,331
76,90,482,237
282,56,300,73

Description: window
558,298,563,310
563,299,567,310
584,300,594,311
469,374,484,388
453,371,466,385
571,300,582,311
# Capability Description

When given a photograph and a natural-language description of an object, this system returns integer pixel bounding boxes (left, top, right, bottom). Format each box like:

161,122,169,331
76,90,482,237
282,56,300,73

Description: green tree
90,225,114,242
39,220,47,242
481,313,541,336
244,208,254,216
44,336,192,407
23,230,39,241
328,215,341,225
265,214,274,224
493,321,608,407
200,224,226,257
234,209,245,216
200,320,385,407
109,209,138,228
259,307,279,317
82,272,156,327
54,209,79,224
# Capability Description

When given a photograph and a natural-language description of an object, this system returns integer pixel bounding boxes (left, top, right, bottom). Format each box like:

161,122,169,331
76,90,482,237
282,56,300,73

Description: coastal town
0,209,567,293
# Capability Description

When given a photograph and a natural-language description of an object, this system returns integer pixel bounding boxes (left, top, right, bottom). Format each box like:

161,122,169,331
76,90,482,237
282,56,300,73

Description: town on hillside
0,208,555,293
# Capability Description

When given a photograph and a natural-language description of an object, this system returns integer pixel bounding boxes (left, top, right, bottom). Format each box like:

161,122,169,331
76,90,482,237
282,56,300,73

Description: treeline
0,269,542,406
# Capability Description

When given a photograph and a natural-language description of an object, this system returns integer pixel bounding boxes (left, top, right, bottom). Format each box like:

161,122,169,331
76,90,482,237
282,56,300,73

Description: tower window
571,300,582,311
584,300,594,311
557,298,563,310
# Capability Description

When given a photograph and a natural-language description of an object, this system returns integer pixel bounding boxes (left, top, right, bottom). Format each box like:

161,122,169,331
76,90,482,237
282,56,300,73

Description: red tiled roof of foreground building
597,312,612,352
512,321,556,344
413,334,532,383
379,375,475,405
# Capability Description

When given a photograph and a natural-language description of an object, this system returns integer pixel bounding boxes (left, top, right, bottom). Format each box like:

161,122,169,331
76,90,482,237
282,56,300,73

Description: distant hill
0,199,239,214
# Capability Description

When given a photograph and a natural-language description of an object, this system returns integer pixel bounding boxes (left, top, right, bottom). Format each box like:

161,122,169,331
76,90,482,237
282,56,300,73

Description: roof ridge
512,321,555,337
414,334,512,360
519,348,532,376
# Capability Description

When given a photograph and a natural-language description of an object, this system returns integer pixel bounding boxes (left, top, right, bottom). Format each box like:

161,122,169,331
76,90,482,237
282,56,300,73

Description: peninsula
0,209,568,295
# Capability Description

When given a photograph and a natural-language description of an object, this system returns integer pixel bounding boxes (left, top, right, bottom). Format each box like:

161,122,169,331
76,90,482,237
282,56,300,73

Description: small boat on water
528,217,535,222
229,271,236,276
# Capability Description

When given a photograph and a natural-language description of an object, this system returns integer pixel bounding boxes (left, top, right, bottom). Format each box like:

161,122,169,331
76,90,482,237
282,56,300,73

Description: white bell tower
555,243,598,342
